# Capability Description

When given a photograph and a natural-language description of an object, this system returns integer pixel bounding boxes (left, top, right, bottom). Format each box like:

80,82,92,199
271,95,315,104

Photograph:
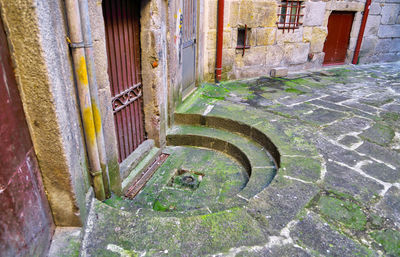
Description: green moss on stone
371,229,400,256
318,196,367,231
285,88,305,94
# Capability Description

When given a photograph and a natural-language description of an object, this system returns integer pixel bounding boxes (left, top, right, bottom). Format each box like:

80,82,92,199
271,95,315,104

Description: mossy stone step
167,125,277,199
82,199,267,256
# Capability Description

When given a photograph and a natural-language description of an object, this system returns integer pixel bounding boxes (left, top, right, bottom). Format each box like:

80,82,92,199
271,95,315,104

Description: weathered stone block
378,24,400,38
241,46,267,66
310,27,328,53
256,27,276,46
360,36,378,56
223,30,232,49
208,0,217,29
303,2,326,26
284,43,310,65
369,3,382,15
207,30,217,50
270,67,288,77
381,4,400,24
375,38,400,53
364,15,381,37
276,27,304,44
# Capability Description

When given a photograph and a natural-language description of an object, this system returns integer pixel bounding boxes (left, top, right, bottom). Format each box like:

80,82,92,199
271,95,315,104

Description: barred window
277,0,304,33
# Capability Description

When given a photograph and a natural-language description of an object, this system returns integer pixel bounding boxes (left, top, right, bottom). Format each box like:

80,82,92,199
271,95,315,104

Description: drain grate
125,153,169,199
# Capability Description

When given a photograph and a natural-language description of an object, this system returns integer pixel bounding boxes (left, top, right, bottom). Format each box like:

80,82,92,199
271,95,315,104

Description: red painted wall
0,17,54,256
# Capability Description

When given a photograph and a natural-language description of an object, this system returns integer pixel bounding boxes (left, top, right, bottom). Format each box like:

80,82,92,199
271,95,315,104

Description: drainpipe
78,0,111,197
352,0,371,64
65,0,106,200
215,0,224,83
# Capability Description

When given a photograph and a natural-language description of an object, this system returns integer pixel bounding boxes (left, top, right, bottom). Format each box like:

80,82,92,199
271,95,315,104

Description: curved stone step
81,199,268,256
167,124,277,200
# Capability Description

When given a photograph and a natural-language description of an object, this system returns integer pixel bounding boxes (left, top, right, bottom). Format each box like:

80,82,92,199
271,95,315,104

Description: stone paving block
359,123,395,146
236,244,311,257
321,94,350,103
362,162,400,183
281,156,321,183
338,135,361,148
300,108,347,126
342,100,379,114
323,161,384,202
314,136,369,166
356,141,400,168
383,104,400,113
375,186,400,228
247,176,319,234
290,212,378,257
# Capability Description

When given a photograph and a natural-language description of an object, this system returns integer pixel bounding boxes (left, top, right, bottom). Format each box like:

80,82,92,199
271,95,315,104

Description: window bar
294,0,301,32
243,24,247,56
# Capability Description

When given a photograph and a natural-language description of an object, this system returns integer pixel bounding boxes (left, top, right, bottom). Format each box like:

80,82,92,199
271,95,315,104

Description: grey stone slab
291,212,377,257
357,141,400,168
375,186,400,228
277,93,321,106
342,101,379,114
359,123,395,146
236,244,311,257
247,176,320,234
308,99,353,112
321,95,350,103
323,161,384,202
364,15,381,37
362,162,400,183
383,103,400,112
339,135,361,147
314,137,369,167
300,108,347,126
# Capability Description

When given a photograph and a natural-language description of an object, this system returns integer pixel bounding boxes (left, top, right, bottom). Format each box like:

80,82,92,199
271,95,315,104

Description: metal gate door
182,0,197,96
323,11,355,65
103,0,145,162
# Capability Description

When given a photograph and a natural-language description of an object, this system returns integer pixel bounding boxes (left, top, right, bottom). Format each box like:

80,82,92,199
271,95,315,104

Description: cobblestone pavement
81,62,400,257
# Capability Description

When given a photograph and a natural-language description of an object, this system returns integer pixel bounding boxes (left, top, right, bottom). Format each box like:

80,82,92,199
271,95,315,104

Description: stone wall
0,0,91,226
359,0,400,63
202,0,392,81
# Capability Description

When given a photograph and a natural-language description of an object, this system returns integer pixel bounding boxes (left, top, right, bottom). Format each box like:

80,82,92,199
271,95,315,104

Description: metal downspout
65,0,106,200
352,0,371,64
78,0,111,197
215,0,224,83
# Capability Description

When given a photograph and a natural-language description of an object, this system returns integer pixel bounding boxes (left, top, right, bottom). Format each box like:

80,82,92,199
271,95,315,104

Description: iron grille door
182,0,197,95
103,0,145,162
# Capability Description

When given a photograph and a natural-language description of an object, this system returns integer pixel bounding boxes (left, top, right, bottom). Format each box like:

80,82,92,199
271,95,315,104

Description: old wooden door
182,0,197,96
323,11,355,65
0,17,54,256
103,0,145,162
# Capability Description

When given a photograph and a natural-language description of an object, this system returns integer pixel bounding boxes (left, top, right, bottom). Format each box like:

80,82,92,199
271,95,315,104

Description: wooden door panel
103,0,145,162
323,11,355,65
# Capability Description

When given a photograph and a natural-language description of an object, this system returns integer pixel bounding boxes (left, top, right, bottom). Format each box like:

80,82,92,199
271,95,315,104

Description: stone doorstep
121,146,161,194
119,139,155,181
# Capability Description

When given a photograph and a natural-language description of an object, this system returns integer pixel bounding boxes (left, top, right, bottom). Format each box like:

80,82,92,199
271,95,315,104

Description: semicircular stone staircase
80,93,322,256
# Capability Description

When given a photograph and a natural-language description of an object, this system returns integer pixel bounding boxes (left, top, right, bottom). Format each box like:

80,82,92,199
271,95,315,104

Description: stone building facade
202,0,400,81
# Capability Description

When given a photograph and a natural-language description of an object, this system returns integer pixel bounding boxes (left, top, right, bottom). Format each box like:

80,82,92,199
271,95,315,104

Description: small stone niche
236,27,251,49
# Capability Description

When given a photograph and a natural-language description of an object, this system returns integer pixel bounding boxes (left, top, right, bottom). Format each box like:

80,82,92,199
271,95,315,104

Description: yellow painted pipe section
77,56,88,86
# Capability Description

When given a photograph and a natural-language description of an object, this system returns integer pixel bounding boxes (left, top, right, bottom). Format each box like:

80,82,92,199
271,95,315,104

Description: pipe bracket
69,41,85,49
90,170,103,177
